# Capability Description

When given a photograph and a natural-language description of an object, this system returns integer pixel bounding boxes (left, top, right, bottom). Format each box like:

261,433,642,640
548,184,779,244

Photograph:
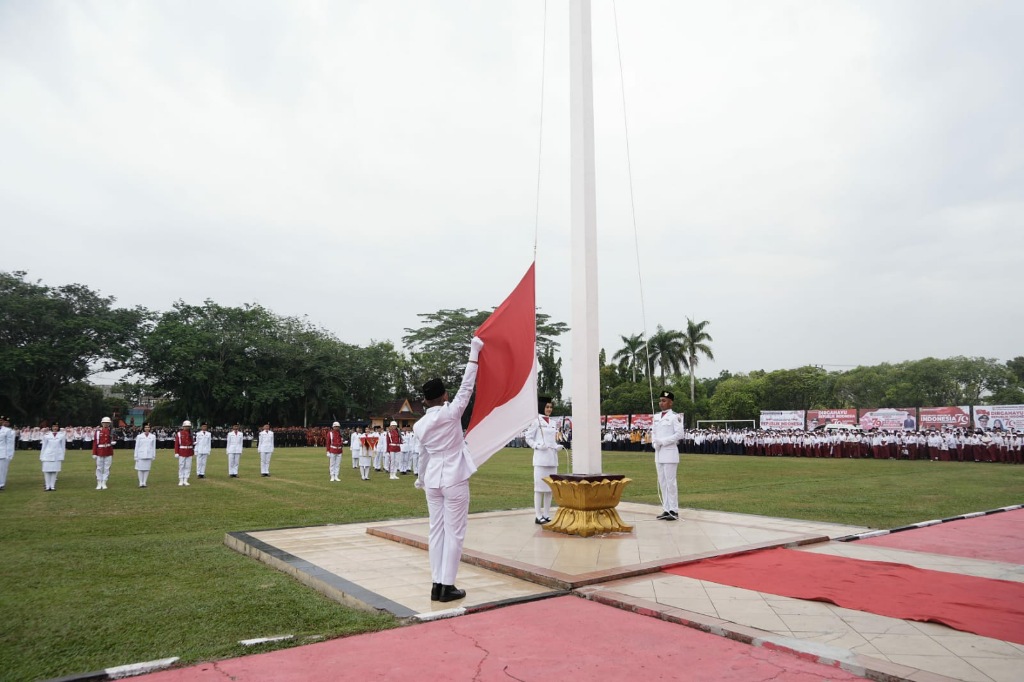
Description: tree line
5,270,1020,427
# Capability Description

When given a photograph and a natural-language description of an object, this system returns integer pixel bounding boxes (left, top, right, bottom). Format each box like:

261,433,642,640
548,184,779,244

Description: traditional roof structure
368,398,424,429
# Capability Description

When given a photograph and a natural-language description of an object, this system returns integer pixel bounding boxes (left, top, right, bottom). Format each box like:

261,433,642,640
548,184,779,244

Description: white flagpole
569,0,601,474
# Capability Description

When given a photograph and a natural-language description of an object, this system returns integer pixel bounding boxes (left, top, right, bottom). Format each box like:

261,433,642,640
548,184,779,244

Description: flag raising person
413,337,484,603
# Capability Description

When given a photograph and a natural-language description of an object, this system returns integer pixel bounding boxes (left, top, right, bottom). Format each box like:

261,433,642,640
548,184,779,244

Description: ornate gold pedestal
542,474,633,537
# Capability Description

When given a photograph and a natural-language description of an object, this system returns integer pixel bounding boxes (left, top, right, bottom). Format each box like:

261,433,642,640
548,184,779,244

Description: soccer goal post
695,419,756,431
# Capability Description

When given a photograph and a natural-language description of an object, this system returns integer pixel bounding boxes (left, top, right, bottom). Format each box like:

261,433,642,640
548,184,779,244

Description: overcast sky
2,1,1021,390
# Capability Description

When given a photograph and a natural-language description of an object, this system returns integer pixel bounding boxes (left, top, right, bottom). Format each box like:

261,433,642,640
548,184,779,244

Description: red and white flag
465,263,538,467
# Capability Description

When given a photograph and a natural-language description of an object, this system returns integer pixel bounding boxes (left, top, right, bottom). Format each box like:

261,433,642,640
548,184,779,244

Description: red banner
630,414,653,428
604,415,629,429
858,408,918,431
806,409,858,429
919,406,970,429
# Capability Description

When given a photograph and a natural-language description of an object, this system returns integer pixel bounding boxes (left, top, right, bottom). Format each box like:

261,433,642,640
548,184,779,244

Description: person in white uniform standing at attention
651,390,686,521
40,422,67,492
258,423,274,477
524,396,563,524
134,422,157,487
194,422,212,479
226,423,244,478
0,415,15,491
413,337,483,604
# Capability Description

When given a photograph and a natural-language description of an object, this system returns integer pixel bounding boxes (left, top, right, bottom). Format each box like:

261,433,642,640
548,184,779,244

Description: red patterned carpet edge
665,547,1024,645
860,509,1024,564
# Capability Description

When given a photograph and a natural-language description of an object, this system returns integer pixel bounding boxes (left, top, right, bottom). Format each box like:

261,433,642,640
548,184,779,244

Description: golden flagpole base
542,474,633,537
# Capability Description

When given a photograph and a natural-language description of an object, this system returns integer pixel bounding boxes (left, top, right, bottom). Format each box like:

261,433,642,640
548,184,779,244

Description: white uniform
406,430,420,475
0,424,15,489
134,431,157,486
651,409,686,515
258,429,274,475
194,429,212,476
350,431,361,469
226,429,244,476
524,414,562,521
414,359,478,588
40,429,67,491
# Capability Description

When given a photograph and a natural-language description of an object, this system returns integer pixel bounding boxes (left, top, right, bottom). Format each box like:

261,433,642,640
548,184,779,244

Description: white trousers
259,451,272,474
94,455,112,483
177,455,192,479
411,453,420,475
195,452,209,475
44,471,58,489
656,462,678,512
228,453,241,475
328,454,341,477
373,450,383,469
0,458,10,487
351,450,360,468
426,480,470,585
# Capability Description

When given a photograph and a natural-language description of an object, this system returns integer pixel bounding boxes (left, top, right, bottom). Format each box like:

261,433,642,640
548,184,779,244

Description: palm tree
681,317,714,402
646,325,685,386
612,333,646,382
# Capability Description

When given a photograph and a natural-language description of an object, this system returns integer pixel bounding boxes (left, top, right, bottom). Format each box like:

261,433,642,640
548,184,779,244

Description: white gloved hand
469,336,484,362
555,444,564,451
414,478,425,490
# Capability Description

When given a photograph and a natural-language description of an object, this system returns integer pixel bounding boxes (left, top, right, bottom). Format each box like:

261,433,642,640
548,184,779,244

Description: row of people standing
343,423,420,481
0,417,281,491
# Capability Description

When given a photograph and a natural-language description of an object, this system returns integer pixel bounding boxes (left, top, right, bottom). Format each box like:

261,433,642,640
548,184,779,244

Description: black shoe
535,517,546,524
262,473,269,477
669,510,679,519
656,512,671,520
437,585,466,603
542,516,552,523
230,474,238,478
198,474,205,479
431,582,442,601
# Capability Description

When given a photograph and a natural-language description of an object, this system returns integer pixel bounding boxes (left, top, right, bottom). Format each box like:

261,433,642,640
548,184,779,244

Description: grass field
1,446,1022,681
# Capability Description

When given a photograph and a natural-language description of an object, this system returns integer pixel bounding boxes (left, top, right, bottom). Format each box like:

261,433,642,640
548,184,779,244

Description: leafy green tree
612,333,647,383
708,375,764,420
0,271,150,423
761,366,830,411
1007,356,1024,385
681,317,714,402
402,307,567,396
538,345,563,401
646,325,685,386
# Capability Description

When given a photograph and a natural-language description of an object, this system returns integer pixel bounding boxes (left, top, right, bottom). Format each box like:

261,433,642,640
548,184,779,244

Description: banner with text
604,415,629,430
919,406,971,430
973,405,1024,431
858,408,918,430
806,409,858,429
759,410,806,430
630,414,653,429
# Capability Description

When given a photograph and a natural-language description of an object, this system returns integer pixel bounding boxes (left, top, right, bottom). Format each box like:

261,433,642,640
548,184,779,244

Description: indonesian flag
465,262,538,467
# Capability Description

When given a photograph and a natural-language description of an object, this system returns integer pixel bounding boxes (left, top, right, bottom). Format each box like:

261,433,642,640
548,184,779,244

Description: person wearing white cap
651,391,686,521
92,416,115,490
226,423,244,477
326,422,344,481
194,423,212,478
134,423,157,487
174,420,195,485
0,415,15,490
258,423,274,476
386,421,402,479
40,422,68,491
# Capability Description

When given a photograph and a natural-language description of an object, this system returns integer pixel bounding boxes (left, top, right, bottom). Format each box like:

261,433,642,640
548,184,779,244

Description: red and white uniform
326,429,344,481
92,426,115,489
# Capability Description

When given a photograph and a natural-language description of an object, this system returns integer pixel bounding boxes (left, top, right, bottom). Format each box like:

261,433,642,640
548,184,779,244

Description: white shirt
226,430,245,455
525,415,561,467
350,432,363,452
194,430,212,455
258,430,274,453
134,432,157,460
413,362,478,488
0,425,15,459
40,430,67,462
652,409,686,464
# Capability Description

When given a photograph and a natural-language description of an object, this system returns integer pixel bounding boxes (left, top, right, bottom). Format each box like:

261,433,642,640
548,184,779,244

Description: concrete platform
224,504,1024,681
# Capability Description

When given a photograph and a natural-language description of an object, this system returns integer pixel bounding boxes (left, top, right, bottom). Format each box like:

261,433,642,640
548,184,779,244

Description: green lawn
1,446,1021,680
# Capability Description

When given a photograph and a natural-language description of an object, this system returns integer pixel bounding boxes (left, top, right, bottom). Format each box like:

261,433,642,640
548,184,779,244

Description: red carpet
136,597,862,681
666,548,1024,644
861,510,1024,564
